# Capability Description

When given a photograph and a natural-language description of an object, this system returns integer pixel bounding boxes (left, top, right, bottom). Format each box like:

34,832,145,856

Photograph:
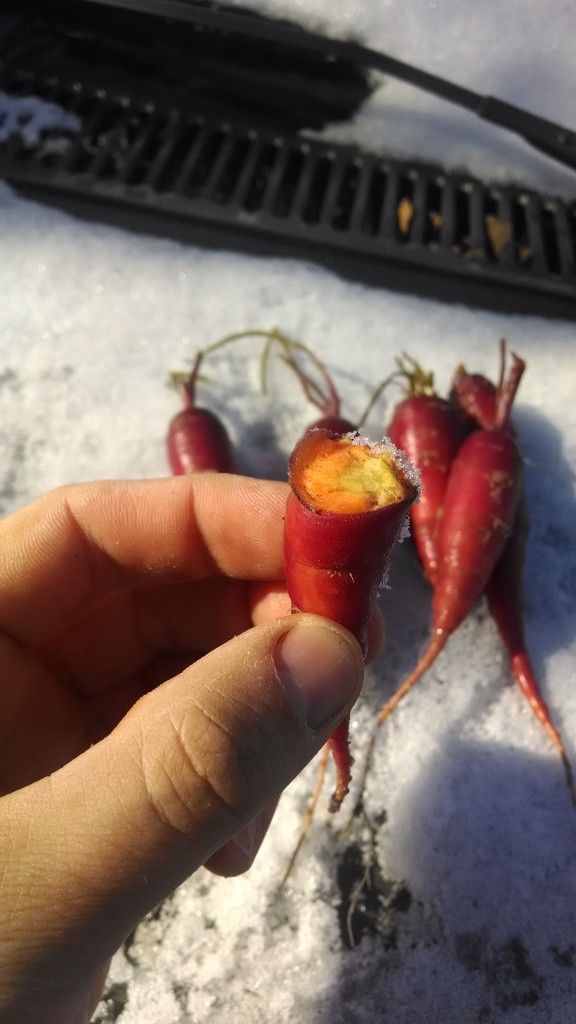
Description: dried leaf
485,214,512,256
518,245,534,265
397,198,414,235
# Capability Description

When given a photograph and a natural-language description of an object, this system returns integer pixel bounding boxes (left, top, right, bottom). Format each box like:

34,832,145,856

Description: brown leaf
397,198,414,235
485,214,512,256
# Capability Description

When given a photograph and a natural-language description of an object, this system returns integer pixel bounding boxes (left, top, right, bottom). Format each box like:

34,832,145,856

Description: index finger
0,474,289,646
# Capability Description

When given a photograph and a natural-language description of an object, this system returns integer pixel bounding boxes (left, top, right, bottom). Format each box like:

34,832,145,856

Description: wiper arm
347,42,576,174
67,0,576,174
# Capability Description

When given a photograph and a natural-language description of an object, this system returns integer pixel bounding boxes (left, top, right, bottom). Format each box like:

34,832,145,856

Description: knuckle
138,699,283,840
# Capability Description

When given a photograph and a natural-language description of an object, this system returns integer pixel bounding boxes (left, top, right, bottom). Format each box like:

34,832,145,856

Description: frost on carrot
284,428,419,810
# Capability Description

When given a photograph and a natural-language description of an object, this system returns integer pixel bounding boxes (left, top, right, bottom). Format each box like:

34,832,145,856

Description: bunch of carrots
166,328,418,817
352,341,575,819
164,330,574,871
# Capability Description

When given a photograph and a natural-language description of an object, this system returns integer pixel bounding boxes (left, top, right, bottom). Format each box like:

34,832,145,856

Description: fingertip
250,582,291,625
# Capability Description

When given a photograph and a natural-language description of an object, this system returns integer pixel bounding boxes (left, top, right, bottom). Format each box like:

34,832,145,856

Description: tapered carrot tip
511,652,576,807
285,428,420,810
328,719,354,813
376,630,447,725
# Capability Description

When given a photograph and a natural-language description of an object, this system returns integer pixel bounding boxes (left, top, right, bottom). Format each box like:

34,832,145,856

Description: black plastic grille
2,69,576,317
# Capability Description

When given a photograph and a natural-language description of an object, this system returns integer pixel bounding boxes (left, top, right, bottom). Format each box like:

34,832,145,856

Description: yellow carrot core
294,434,414,514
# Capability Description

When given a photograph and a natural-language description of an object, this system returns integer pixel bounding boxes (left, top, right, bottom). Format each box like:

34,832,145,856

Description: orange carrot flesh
285,429,419,808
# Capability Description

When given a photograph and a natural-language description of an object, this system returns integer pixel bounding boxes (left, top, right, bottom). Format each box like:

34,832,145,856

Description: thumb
2,615,363,999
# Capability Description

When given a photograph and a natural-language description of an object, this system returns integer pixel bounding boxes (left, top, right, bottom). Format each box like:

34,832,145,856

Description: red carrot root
386,428,523,705
328,718,354,811
450,340,516,436
485,491,576,804
167,351,236,474
451,349,576,804
385,355,471,585
284,428,419,813
350,353,526,820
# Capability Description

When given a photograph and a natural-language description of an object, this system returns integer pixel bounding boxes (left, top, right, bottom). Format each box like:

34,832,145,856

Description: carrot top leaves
495,350,526,431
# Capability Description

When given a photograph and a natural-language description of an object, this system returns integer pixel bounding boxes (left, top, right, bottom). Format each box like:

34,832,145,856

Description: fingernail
274,624,362,730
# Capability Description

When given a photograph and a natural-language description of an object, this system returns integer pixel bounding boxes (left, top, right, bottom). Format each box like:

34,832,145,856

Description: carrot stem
178,350,202,407
261,333,343,418
357,354,435,429
495,351,525,431
356,371,399,428
199,326,346,421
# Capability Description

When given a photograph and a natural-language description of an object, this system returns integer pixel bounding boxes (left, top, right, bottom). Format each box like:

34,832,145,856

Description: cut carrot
285,428,419,812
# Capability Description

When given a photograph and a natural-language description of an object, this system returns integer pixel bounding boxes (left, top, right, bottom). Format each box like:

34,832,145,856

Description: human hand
0,474,374,1024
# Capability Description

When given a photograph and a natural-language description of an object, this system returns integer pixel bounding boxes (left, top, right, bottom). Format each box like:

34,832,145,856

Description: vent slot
210,133,253,204
331,159,362,232
301,154,333,225
271,145,308,218
241,141,281,213
357,165,387,237
177,126,227,196
152,120,203,193
424,178,444,246
541,202,562,276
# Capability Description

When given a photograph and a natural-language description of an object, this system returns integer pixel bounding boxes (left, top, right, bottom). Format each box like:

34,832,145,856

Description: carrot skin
328,719,353,811
484,490,529,653
452,364,575,798
433,428,523,636
387,394,469,585
449,350,524,436
305,414,358,436
374,427,524,728
449,370,498,431
284,489,413,655
484,493,574,782
167,407,236,474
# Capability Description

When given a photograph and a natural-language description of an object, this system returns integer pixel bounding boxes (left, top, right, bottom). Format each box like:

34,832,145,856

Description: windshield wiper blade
23,0,576,175
141,0,576,175
347,42,576,175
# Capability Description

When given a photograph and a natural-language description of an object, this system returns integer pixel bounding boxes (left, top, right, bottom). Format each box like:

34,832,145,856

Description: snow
1,1,576,1022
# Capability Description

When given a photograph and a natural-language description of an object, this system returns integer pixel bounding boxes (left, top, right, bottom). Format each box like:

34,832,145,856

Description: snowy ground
1,1,576,1022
